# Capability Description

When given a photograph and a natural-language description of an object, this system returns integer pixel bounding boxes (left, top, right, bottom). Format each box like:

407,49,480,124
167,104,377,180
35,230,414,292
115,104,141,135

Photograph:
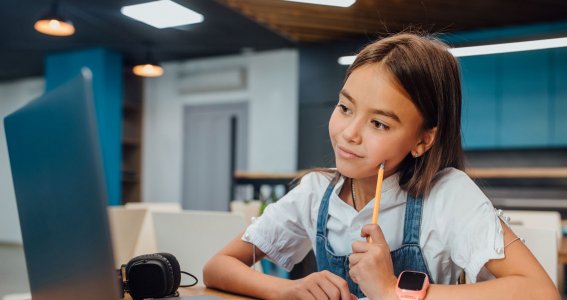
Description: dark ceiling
0,0,292,81
1,0,567,82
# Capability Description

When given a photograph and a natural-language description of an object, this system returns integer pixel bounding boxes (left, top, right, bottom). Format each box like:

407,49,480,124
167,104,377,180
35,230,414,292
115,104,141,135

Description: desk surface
560,237,567,265
178,286,254,299
122,286,254,300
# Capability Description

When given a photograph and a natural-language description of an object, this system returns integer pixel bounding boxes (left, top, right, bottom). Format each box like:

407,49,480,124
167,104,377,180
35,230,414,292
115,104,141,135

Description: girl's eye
337,103,351,114
371,120,389,130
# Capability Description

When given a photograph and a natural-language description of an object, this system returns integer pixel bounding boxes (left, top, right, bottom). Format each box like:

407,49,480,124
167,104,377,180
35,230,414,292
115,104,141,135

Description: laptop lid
4,69,120,300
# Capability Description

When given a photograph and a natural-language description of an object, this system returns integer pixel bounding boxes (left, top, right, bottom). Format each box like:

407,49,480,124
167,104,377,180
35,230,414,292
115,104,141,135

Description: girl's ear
411,127,437,158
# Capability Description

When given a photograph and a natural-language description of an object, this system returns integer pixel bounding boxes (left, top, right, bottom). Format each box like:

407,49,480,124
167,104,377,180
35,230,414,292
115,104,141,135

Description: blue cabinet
553,47,567,145
499,51,550,147
460,55,498,149
460,48,567,149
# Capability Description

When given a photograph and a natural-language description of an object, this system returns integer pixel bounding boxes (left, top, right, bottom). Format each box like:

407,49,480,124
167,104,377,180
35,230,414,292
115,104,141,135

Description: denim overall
315,176,434,298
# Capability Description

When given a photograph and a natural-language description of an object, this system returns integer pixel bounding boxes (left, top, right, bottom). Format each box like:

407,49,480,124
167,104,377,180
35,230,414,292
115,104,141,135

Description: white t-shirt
242,168,505,284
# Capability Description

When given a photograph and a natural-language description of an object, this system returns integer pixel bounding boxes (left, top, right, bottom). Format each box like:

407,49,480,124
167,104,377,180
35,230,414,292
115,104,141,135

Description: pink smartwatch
395,270,430,300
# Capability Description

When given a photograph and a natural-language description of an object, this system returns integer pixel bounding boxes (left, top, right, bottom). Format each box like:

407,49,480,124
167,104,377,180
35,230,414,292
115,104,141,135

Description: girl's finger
361,224,386,243
348,253,361,267
308,284,329,300
323,271,353,300
351,240,369,253
298,289,316,300
317,277,341,300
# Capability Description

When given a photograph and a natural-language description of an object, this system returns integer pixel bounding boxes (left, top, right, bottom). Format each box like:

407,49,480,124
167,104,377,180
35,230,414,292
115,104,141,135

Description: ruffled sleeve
440,171,505,282
241,172,321,271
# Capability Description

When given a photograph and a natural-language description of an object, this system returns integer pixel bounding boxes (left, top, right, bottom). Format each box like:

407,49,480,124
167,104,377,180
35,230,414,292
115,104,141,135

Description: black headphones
117,252,198,300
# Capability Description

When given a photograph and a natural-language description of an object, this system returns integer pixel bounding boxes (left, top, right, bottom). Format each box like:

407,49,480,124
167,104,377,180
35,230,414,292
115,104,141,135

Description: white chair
107,207,148,267
152,210,247,284
1,293,31,300
510,225,558,287
230,200,263,272
504,210,562,250
124,202,182,211
108,203,182,267
504,210,563,292
123,202,182,260
230,200,262,226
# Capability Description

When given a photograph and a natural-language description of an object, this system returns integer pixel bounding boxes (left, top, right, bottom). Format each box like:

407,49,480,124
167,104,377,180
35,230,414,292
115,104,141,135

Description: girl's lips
337,145,363,159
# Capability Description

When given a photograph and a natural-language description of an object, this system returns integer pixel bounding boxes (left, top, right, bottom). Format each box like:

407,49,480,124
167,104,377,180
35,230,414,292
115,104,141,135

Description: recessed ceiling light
337,56,355,65
338,36,567,64
121,0,204,29
448,37,567,57
284,0,356,8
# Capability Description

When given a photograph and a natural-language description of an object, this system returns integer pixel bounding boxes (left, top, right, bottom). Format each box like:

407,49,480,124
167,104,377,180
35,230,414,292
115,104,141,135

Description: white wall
142,49,299,203
0,77,44,243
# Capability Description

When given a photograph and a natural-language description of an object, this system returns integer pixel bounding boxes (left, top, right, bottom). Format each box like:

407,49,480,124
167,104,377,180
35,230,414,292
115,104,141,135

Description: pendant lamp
34,2,75,36
132,49,164,77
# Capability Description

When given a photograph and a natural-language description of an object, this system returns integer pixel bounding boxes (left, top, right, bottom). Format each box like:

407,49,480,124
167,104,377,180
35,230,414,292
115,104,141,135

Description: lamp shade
34,2,75,36
132,63,164,77
133,48,164,77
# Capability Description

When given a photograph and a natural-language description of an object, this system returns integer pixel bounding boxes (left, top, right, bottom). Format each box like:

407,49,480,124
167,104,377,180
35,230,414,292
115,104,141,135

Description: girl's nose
342,118,363,144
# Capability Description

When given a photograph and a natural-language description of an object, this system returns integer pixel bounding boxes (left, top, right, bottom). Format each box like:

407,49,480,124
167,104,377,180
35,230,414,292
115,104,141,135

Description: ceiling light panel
284,0,356,8
121,0,204,29
338,36,567,64
448,37,567,57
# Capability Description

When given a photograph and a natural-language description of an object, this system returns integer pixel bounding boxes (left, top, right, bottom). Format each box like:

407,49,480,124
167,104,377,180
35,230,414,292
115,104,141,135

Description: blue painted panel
499,50,550,147
45,49,123,205
553,48,567,145
441,21,567,47
459,55,498,149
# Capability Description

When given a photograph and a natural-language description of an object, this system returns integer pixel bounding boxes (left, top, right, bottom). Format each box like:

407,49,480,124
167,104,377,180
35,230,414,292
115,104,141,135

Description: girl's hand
278,270,357,300
349,224,398,300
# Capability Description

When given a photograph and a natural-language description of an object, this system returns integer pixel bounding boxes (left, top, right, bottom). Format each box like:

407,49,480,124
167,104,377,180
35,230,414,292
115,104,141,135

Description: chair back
510,225,558,286
107,207,147,267
230,200,262,226
152,211,246,284
230,200,263,272
505,210,561,250
108,203,182,267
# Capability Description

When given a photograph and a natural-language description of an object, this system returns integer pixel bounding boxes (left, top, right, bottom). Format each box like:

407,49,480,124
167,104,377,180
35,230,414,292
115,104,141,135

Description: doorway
182,102,248,211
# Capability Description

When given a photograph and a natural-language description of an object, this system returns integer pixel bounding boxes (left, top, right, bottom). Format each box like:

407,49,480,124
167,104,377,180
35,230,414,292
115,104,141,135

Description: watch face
398,271,426,291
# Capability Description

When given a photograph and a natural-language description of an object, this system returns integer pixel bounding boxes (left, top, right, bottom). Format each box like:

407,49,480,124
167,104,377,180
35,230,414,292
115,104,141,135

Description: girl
203,33,559,300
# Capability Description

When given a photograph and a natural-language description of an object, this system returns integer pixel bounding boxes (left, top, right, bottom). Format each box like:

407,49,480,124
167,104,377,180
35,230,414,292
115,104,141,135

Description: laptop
4,69,121,300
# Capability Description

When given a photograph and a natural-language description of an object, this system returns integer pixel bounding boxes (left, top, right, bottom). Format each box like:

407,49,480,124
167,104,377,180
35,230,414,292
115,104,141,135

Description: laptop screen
4,69,120,300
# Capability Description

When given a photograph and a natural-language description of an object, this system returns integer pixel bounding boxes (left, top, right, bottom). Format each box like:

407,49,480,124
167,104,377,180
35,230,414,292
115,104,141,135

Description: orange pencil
369,162,385,243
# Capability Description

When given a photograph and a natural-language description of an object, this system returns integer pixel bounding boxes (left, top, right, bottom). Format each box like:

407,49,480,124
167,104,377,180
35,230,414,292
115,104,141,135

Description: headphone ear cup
158,252,181,295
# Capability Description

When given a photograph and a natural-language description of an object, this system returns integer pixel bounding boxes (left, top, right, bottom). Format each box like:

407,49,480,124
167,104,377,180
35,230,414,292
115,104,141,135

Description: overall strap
316,174,340,236
401,194,424,245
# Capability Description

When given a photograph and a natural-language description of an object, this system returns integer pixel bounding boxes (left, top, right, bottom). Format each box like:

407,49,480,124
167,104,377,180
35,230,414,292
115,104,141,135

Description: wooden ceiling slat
256,15,383,33
226,2,495,31
283,31,352,42
224,0,503,23
232,2,482,24
217,0,567,43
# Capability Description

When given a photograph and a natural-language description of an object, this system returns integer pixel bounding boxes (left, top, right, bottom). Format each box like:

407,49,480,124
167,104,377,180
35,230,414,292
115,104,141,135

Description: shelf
123,101,141,112
466,167,567,179
121,165,137,173
121,171,139,183
234,167,567,180
122,137,140,146
121,72,144,203
234,171,302,180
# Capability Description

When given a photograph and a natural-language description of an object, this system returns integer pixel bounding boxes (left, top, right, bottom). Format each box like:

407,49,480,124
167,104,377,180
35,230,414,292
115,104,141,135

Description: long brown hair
345,33,465,196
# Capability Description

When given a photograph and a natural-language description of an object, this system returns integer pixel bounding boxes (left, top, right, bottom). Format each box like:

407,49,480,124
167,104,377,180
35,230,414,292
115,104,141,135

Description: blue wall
449,22,567,149
45,48,123,205
297,41,357,168
297,22,567,169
